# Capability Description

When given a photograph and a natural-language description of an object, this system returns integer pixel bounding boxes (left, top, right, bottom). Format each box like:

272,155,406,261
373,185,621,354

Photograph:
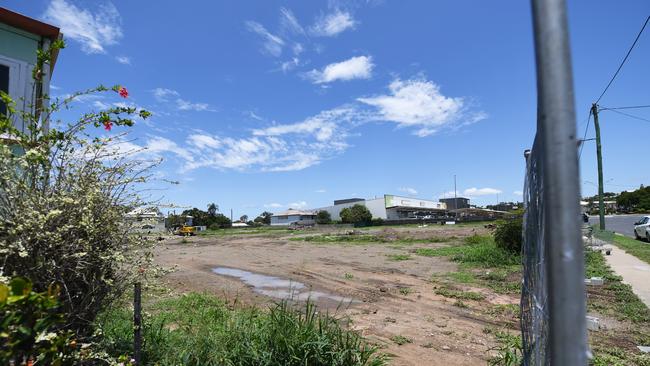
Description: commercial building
125,207,166,233
270,209,317,226
439,197,470,210
318,194,447,221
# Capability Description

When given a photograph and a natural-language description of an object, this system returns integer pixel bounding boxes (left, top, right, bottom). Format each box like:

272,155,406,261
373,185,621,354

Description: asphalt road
588,214,645,238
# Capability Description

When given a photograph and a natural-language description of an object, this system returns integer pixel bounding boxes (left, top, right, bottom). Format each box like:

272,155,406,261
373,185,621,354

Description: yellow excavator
176,225,196,236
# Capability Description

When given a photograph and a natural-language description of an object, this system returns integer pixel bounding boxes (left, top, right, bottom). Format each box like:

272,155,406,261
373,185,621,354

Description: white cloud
176,99,214,112
311,10,357,36
398,187,418,196
245,21,285,57
463,187,502,197
358,78,487,137
288,201,308,209
152,88,179,102
93,100,110,109
115,55,131,64
281,57,302,73
43,0,122,54
315,189,327,193
280,8,305,35
151,88,214,112
187,134,220,150
306,56,374,84
264,203,283,208
514,190,523,196
145,136,194,162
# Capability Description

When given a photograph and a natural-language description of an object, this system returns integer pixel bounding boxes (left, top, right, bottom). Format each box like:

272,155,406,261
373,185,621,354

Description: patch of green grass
435,286,485,301
399,287,412,296
95,293,386,366
585,249,650,323
445,271,476,284
453,300,468,308
416,235,520,268
292,233,451,245
593,227,650,265
344,273,354,280
487,331,523,366
386,254,412,261
390,335,412,346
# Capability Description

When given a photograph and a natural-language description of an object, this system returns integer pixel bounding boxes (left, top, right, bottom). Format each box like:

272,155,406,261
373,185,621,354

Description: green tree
316,210,332,224
340,204,372,226
254,211,273,225
240,215,249,222
207,203,219,216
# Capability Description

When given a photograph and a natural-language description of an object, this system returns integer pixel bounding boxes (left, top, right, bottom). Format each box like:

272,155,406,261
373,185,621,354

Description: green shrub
0,278,78,365
340,205,373,226
316,210,332,224
96,293,386,365
493,219,523,254
371,218,384,226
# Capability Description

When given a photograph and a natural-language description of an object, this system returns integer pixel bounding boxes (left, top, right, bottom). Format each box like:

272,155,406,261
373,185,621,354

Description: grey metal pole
530,0,588,365
592,103,606,230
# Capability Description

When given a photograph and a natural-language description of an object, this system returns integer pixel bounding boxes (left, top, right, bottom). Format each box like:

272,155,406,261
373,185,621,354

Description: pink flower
119,86,129,98
103,121,113,131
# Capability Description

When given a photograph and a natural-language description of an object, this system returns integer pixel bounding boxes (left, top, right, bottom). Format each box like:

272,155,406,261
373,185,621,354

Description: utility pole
230,208,233,222
592,103,606,230
453,175,457,210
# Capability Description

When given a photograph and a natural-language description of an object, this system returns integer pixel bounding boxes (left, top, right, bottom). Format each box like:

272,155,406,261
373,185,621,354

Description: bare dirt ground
153,225,518,365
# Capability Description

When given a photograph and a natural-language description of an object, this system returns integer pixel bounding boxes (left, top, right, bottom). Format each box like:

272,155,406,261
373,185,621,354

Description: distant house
125,207,166,233
270,209,316,226
439,197,470,210
0,8,61,143
231,222,250,228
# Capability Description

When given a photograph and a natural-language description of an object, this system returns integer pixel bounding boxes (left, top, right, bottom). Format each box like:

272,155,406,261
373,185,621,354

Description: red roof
0,7,60,40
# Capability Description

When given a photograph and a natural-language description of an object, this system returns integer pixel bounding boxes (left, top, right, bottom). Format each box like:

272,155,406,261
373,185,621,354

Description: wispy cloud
245,21,285,57
358,77,487,137
151,88,214,112
315,189,327,193
264,203,283,209
310,10,357,37
514,190,523,196
288,201,308,209
306,56,374,84
43,0,123,54
280,8,305,35
115,55,131,64
398,187,418,196
145,136,194,162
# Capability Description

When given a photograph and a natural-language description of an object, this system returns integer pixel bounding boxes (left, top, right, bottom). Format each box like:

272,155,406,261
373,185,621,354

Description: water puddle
212,267,357,304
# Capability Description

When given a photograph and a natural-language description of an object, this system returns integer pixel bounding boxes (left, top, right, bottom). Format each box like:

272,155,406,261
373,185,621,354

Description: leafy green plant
0,40,156,335
344,273,354,280
96,293,386,365
399,287,412,295
390,335,412,346
387,254,411,261
340,204,373,226
316,210,332,224
493,219,523,254
0,277,78,365
488,331,522,366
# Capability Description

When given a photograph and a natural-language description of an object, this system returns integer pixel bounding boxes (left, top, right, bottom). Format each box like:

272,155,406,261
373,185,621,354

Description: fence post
530,0,588,365
134,282,142,365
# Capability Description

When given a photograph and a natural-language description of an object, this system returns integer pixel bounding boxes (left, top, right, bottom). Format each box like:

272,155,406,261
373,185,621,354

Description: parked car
633,216,650,241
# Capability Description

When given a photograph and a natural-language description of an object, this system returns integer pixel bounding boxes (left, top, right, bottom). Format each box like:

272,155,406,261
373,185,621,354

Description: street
588,214,645,238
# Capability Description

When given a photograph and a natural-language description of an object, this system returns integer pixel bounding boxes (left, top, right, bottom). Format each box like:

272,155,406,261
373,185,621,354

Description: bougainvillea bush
0,39,156,336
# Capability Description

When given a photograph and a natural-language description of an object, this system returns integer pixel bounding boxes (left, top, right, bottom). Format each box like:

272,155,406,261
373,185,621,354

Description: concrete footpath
604,240,650,308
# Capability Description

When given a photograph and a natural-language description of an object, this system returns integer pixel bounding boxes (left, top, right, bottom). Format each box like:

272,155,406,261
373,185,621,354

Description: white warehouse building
317,194,447,221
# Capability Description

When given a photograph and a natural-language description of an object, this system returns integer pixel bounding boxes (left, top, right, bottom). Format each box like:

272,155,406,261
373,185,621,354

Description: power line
604,108,650,123
595,15,650,104
578,109,592,159
599,104,650,110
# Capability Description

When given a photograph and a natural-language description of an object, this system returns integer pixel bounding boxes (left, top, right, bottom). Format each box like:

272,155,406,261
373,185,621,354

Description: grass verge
95,293,386,366
291,233,451,245
593,228,650,265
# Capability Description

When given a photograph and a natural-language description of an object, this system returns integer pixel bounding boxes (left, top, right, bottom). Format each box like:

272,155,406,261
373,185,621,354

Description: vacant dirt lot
154,225,517,365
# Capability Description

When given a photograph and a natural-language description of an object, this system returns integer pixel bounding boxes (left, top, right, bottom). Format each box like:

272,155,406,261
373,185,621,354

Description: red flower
103,121,113,131
119,86,129,98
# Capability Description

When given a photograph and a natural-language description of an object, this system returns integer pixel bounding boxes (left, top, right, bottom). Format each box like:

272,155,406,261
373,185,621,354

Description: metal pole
592,103,606,230
133,282,142,365
530,0,588,365
453,175,457,210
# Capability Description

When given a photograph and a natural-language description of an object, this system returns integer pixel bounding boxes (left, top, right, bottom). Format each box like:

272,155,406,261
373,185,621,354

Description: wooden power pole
592,103,605,230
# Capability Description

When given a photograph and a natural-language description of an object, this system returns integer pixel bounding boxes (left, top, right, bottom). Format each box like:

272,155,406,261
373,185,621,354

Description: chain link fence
521,138,549,365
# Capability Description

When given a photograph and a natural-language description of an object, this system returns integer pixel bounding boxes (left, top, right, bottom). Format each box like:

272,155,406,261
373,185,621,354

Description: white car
633,216,650,241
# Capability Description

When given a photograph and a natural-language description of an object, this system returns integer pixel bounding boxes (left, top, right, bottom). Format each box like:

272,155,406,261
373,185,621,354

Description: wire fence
521,138,549,365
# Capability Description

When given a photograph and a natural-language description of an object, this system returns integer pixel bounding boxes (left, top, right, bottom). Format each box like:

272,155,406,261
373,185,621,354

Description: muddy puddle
212,267,357,304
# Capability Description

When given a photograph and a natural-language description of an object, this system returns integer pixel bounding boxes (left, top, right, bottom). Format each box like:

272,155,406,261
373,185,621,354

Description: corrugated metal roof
272,209,316,216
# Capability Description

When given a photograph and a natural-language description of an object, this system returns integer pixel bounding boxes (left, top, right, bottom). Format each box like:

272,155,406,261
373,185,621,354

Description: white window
0,55,32,134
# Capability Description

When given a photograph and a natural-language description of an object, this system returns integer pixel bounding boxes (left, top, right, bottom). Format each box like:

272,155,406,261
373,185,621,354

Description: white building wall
364,197,388,219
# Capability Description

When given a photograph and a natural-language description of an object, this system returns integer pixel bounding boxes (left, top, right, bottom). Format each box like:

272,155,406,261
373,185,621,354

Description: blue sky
6,0,650,218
